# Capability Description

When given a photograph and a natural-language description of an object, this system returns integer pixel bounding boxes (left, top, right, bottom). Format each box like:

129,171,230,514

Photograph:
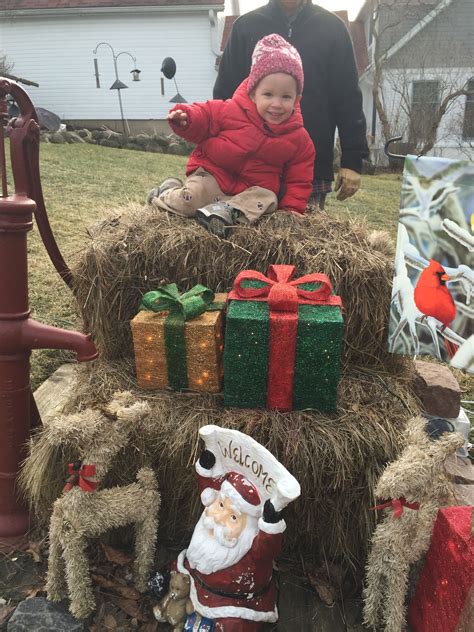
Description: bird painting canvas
388,155,473,373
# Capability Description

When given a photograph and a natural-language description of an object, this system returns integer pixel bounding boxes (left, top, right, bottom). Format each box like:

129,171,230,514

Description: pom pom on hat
247,33,304,95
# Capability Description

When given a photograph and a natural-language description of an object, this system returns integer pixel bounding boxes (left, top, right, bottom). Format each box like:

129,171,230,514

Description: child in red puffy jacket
147,33,315,237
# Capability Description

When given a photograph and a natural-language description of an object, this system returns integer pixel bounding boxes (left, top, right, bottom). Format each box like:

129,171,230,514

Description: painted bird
414,259,457,357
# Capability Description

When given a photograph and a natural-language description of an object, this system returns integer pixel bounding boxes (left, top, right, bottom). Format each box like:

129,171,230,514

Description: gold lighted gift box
130,293,226,392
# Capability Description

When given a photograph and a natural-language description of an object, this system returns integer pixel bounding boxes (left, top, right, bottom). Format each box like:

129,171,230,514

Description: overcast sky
232,1,366,20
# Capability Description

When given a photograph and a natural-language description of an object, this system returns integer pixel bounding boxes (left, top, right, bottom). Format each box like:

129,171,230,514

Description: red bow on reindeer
371,497,420,519
63,462,98,493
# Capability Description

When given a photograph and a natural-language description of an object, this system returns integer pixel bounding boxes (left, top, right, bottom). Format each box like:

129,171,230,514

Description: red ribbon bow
63,463,98,493
229,265,342,411
229,264,341,311
371,497,420,519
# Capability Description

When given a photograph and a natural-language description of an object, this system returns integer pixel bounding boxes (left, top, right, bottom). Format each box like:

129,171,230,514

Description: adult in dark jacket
214,0,369,208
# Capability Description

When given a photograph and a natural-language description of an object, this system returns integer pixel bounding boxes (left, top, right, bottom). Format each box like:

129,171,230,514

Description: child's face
250,73,300,125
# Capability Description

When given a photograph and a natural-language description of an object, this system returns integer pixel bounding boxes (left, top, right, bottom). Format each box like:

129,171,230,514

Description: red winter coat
168,79,315,214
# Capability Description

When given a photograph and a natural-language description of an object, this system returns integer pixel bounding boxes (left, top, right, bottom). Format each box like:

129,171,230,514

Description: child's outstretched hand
167,109,188,127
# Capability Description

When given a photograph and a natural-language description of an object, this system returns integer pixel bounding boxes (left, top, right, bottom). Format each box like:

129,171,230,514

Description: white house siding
387,0,474,70
0,9,222,122
359,0,474,163
362,67,473,164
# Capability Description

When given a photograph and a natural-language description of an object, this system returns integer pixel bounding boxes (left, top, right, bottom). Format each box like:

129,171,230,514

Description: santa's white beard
186,511,259,575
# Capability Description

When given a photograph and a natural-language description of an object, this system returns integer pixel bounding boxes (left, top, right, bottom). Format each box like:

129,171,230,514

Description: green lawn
22,143,399,388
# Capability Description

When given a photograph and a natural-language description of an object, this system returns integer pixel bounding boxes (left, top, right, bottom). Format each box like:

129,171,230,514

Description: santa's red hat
220,472,262,517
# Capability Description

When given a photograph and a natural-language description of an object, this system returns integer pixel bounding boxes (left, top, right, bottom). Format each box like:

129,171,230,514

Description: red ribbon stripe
229,265,342,411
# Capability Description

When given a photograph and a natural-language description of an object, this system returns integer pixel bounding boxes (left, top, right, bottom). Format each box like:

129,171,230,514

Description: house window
462,78,474,140
409,80,440,145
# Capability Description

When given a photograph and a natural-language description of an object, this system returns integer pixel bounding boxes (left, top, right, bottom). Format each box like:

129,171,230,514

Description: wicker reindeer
46,392,160,619
363,416,463,632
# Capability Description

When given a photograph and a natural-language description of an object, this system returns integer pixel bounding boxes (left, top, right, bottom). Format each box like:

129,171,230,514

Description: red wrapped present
408,506,473,632
224,265,344,412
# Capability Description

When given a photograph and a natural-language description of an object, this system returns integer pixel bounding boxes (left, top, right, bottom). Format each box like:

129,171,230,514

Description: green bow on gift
140,283,217,320
139,284,223,390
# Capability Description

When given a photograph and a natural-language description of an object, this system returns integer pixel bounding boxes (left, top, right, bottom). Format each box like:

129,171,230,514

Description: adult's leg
308,192,328,210
154,168,227,218
309,178,333,210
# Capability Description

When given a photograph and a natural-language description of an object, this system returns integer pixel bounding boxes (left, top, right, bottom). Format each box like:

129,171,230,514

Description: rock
145,142,163,153
110,134,127,147
153,134,171,149
99,139,120,148
167,142,187,155
102,128,122,139
414,361,461,418
181,140,194,153
61,131,85,143
133,133,150,147
65,131,86,144
7,598,85,632
49,132,66,144
36,107,61,132
124,143,142,151
75,129,91,139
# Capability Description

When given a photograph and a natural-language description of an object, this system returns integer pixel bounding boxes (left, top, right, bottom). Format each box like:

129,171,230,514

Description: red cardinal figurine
414,259,457,356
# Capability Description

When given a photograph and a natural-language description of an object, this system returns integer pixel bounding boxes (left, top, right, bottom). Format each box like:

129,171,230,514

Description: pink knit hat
247,33,304,95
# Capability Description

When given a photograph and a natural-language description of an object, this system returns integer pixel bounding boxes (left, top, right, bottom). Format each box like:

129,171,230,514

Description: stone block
7,598,85,632
49,132,66,144
414,360,461,418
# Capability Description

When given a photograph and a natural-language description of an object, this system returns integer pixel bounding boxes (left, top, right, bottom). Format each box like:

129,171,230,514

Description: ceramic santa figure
177,425,300,632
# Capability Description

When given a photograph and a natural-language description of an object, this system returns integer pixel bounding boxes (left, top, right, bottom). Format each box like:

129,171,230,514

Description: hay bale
71,206,394,370
21,358,418,574
22,204,415,575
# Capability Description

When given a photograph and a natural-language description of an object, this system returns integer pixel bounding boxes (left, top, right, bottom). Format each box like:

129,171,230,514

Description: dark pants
310,192,327,210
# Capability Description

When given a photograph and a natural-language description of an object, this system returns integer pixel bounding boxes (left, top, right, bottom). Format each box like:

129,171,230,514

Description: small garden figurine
46,392,160,619
363,416,463,632
153,570,193,632
176,424,300,631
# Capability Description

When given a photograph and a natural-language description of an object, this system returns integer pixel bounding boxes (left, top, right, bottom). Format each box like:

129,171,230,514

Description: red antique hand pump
0,78,98,546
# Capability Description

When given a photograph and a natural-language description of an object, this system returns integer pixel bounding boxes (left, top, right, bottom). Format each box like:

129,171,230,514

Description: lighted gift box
131,284,225,392
224,265,344,412
408,506,473,632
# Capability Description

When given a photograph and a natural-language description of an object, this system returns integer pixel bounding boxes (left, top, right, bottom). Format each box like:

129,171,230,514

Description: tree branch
1,72,39,88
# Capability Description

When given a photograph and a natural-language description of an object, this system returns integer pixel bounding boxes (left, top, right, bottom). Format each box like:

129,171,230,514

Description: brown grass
71,205,396,371
18,154,426,578
21,355,418,575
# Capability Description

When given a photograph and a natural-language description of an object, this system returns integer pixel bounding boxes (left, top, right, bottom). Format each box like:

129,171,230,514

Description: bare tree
0,55,39,87
383,64,474,155
369,0,474,156
0,54,14,75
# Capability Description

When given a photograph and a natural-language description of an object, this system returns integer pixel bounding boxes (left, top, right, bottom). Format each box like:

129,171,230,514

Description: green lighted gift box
224,265,344,412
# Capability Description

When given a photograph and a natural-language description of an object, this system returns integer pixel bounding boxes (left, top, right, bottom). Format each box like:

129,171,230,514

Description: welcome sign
199,425,300,512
